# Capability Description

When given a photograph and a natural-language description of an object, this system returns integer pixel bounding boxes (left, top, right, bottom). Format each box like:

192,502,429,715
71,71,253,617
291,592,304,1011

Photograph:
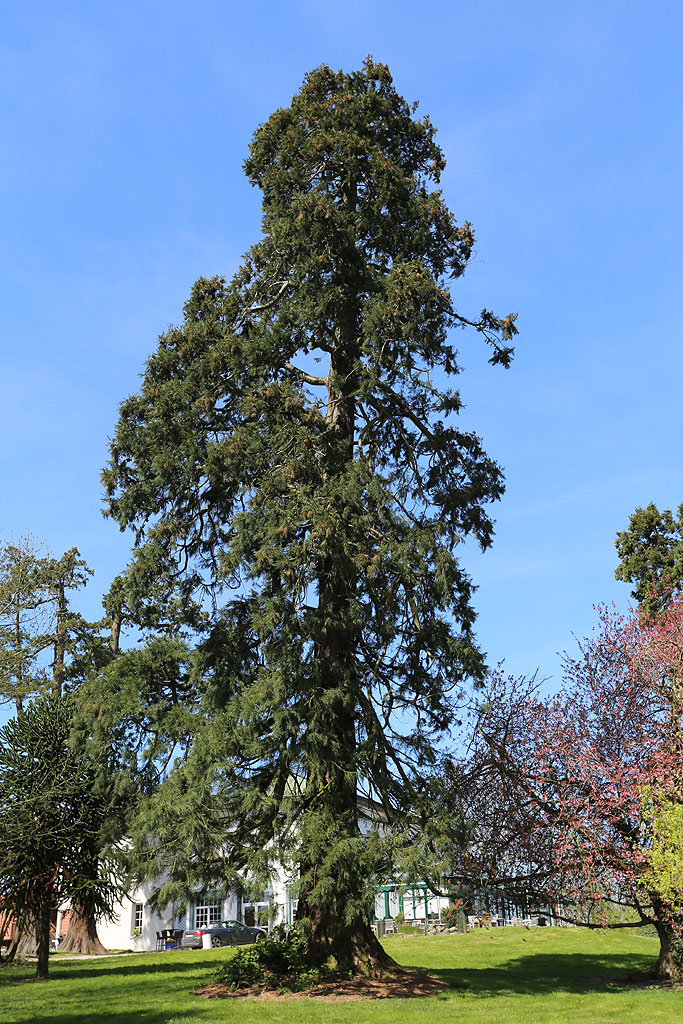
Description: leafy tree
615,503,683,617
463,601,683,980
0,538,92,713
0,696,120,978
103,59,516,973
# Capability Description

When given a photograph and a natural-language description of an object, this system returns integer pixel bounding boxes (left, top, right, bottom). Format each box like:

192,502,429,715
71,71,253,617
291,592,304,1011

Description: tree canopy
0,538,92,714
0,537,139,956
615,503,683,617
102,59,516,971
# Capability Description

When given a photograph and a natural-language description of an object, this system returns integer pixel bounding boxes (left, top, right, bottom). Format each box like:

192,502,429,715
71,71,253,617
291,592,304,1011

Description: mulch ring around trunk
195,968,448,1001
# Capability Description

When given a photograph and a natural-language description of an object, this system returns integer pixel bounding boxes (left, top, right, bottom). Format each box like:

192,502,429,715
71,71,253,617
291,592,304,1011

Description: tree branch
284,363,328,386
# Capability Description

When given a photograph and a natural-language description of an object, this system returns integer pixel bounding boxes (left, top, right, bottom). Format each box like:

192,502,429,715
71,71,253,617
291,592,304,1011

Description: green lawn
1,929,681,1024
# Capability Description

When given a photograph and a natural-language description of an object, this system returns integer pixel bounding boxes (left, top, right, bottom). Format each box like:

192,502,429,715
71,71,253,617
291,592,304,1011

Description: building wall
98,882,284,952
94,801,447,949
97,882,187,952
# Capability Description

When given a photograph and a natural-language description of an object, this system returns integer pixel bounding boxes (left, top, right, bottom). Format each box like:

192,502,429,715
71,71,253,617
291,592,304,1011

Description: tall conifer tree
615,502,683,617
103,59,516,971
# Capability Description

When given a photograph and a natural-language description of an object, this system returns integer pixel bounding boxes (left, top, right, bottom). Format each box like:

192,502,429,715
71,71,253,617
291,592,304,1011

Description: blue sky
1,0,682,701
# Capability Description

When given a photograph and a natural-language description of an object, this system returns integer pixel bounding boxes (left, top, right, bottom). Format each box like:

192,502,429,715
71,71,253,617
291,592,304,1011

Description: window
132,903,143,932
195,898,221,929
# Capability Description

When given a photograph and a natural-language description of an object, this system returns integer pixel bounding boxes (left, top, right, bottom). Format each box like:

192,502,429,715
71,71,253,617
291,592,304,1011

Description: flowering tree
462,599,683,980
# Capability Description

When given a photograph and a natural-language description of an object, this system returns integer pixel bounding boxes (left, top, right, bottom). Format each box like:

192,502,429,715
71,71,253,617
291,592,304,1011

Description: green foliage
212,932,328,991
641,794,683,905
0,695,122,973
440,904,465,928
0,533,144,957
615,503,683,616
102,59,515,958
0,538,93,713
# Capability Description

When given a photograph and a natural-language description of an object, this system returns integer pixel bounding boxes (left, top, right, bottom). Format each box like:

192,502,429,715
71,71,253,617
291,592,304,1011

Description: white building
97,877,289,951
97,878,449,951
94,797,451,951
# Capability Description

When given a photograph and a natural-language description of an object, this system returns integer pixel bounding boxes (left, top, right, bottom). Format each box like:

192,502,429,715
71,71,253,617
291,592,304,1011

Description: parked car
181,919,267,948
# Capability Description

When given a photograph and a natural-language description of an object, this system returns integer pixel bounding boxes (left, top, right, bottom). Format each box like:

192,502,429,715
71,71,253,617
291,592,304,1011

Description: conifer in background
615,503,683,617
0,540,134,957
103,59,516,973
0,539,91,714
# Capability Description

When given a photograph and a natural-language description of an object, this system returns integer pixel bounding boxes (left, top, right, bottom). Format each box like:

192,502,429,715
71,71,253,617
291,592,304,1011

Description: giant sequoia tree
104,60,515,972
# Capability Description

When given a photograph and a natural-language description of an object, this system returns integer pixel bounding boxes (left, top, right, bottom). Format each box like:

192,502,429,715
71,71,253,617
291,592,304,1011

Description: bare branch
284,363,328,386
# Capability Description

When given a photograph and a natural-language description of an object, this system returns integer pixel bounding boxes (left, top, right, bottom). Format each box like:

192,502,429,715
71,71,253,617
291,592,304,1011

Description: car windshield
220,921,239,928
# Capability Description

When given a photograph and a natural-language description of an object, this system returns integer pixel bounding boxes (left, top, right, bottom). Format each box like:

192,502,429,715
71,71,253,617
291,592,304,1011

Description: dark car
181,919,267,948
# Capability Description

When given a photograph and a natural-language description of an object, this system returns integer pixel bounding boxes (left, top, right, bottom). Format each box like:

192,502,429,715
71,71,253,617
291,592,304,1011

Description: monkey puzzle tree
103,59,515,973
0,540,117,956
0,695,120,979
0,538,134,956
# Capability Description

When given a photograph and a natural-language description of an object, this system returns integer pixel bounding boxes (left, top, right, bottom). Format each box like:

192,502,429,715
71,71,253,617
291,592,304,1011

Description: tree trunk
299,898,402,975
59,902,108,955
52,579,66,698
294,272,406,977
9,912,39,959
653,919,683,981
35,903,51,980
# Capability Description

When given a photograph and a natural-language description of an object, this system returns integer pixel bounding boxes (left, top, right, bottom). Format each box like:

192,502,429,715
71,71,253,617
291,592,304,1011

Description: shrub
212,932,327,992
441,904,464,928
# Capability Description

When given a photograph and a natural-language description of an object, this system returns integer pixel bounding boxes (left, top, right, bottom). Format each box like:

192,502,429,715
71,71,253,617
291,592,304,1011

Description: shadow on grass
3,954,219,1024
4,952,218,983
3,947,659,1022
11,1015,180,1024
404,951,654,996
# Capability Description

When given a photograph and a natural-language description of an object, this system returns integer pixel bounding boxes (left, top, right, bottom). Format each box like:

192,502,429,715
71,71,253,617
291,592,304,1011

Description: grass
1,928,682,1024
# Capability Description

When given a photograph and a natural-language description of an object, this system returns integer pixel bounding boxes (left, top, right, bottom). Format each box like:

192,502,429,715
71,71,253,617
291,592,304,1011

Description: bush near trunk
212,932,335,992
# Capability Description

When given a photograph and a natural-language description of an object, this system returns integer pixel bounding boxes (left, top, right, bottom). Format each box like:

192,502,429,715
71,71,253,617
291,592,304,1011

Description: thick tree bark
296,721,402,975
647,896,683,980
109,609,121,655
301,899,401,976
60,902,108,955
9,913,39,959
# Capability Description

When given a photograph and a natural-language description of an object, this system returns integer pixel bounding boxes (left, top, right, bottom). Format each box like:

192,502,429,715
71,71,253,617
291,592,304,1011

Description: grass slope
1,928,680,1024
